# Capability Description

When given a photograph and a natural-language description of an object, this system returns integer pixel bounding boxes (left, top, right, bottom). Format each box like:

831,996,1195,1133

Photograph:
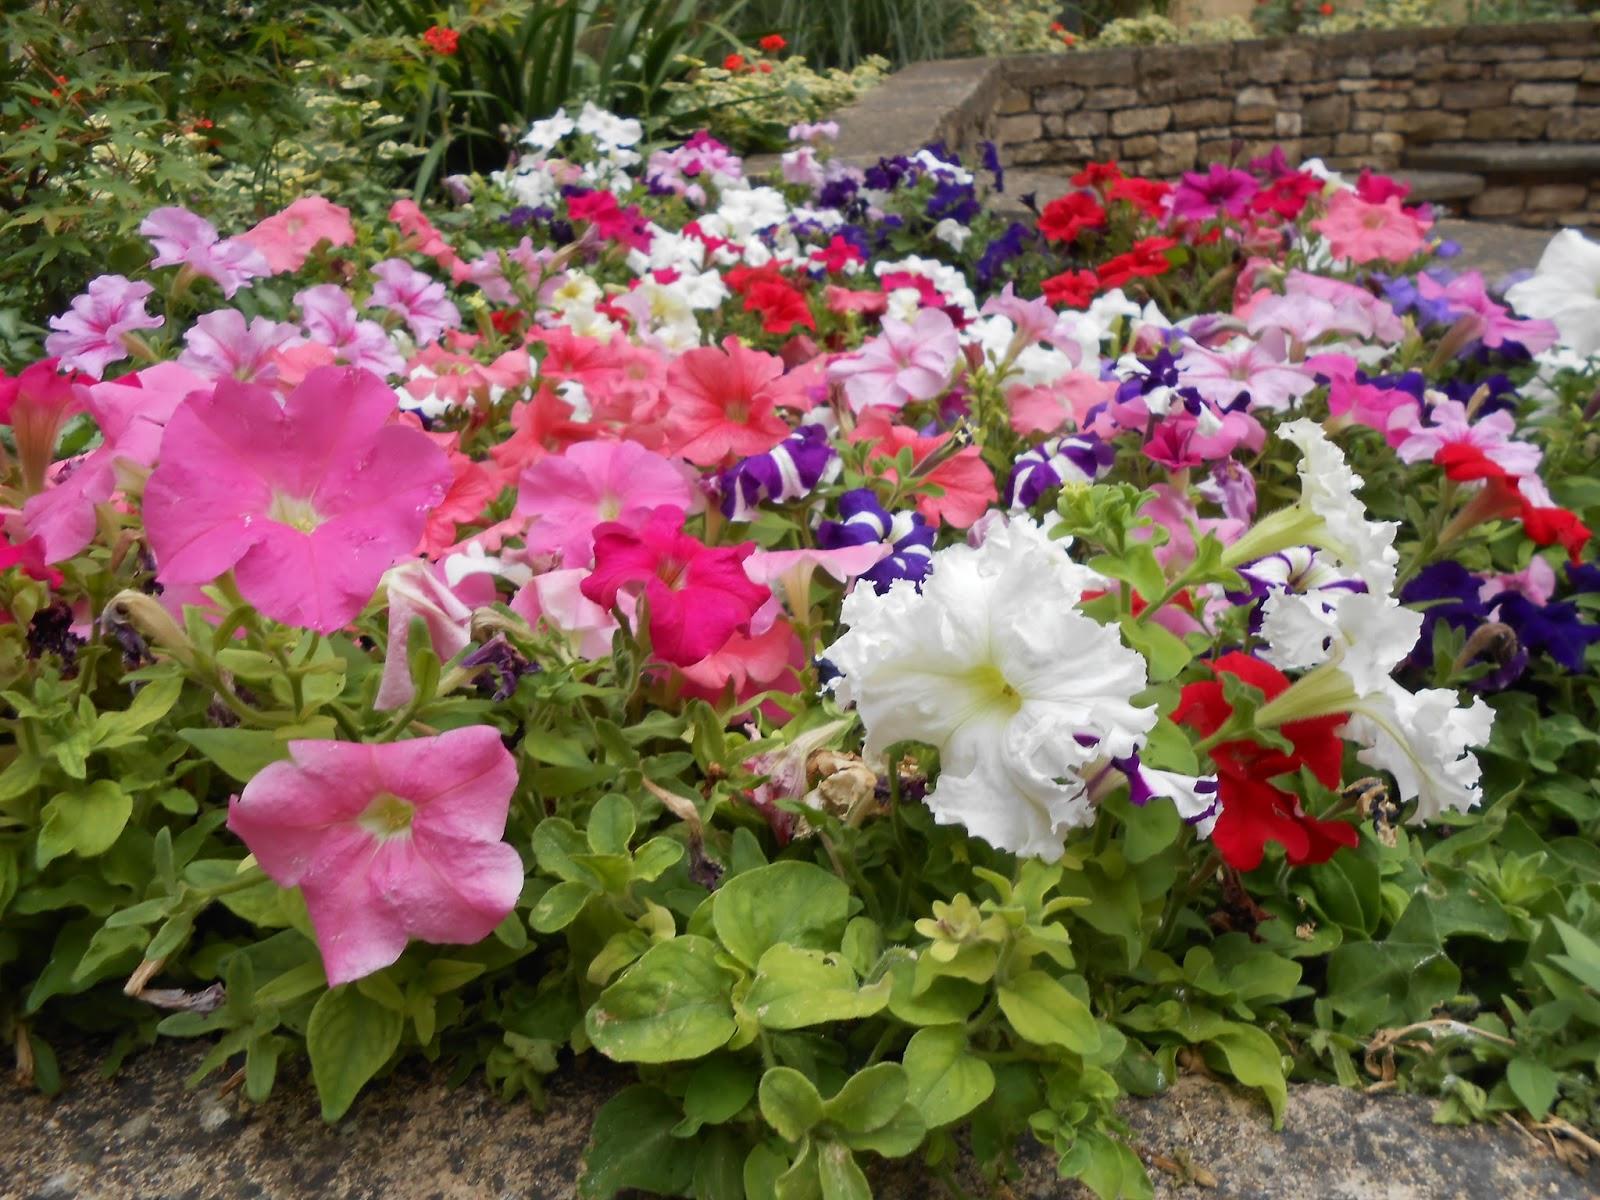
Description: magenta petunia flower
178,309,300,384
44,275,165,379
581,505,770,665
296,284,405,377
1,358,87,497
140,207,269,298
238,195,356,274
367,259,462,345
1169,164,1259,224
516,439,697,567
227,727,523,986
143,365,451,632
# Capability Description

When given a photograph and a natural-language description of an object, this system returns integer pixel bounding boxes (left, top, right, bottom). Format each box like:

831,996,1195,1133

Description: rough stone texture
818,18,1600,232
2,1044,1597,1200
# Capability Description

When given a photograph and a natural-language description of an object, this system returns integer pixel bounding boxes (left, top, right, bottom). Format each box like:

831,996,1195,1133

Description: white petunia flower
522,110,575,152
823,516,1156,860
1505,228,1600,357
1259,589,1422,696
1278,418,1399,595
1344,681,1494,821
577,102,642,149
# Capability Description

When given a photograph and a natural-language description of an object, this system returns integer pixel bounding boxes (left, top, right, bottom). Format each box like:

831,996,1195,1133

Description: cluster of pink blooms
3,117,1592,985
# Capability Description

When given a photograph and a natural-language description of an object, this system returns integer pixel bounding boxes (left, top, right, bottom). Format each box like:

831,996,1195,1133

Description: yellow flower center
359,792,415,839
268,490,324,533
967,663,1023,716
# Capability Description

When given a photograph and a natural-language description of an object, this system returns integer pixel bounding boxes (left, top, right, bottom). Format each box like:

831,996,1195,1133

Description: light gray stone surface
1,1042,1596,1199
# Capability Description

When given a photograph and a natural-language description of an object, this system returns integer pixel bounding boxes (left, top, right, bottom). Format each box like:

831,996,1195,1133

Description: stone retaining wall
825,19,1600,229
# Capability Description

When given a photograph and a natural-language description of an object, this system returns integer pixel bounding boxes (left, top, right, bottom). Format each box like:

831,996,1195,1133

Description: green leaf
997,970,1102,1055
1326,904,1460,1029
823,1063,907,1134
760,1066,826,1142
902,1027,995,1128
178,728,291,783
92,674,182,748
1205,1024,1288,1128
306,986,403,1121
586,935,737,1063
1118,615,1191,682
746,945,890,1030
1506,1057,1559,1120
530,880,594,933
682,1057,758,1128
36,781,131,866
588,793,636,855
579,1085,697,1200
817,1141,871,1200
713,861,851,969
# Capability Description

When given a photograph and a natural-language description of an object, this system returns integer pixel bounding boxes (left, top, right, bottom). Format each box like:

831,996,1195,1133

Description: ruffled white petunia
1344,681,1494,821
1505,228,1600,358
1278,418,1400,595
822,516,1156,860
1259,589,1422,696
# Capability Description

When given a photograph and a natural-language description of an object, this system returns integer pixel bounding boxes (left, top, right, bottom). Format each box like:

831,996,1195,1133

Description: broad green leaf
586,935,736,1063
178,728,291,784
713,861,851,969
746,945,890,1030
530,880,593,933
1506,1057,1559,1119
36,781,131,867
817,1141,871,1200
588,793,636,855
760,1066,825,1142
902,1027,995,1128
578,1085,697,1200
307,986,403,1121
997,970,1102,1055
682,1057,758,1128
1205,1024,1287,1128
823,1063,907,1134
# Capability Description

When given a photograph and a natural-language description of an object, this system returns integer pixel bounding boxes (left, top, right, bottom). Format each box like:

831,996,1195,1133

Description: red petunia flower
1095,236,1177,288
1174,652,1358,871
724,53,747,72
759,34,787,52
1038,192,1107,245
1041,268,1100,309
1072,161,1123,191
1107,177,1173,219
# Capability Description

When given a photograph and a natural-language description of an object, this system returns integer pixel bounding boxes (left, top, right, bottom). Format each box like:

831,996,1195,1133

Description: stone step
1389,168,1485,203
1404,141,1600,178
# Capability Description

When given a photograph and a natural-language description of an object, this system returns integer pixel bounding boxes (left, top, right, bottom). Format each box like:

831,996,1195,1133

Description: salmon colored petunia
661,337,798,466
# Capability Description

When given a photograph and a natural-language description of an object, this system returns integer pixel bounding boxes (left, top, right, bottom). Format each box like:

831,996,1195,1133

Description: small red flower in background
1319,3,1334,12
723,53,747,72
1038,191,1107,244
1095,236,1177,288
758,34,787,52
757,61,774,74
1071,161,1124,191
1041,268,1099,310
422,25,460,56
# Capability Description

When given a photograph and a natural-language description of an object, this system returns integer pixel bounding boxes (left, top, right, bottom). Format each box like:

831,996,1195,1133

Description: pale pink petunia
44,275,164,379
742,542,891,635
1244,271,1405,346
296,284,405,377
178,309,300,385
1394,398,1543,477
827,308,960,414
238,196,356,274
1415,272,1559,354
661,338,799,466
1480,556,1556,606
1312,191,1430,266
375,561,475,711
227,728,523,986
516,439,697,567
23,363,208,561
1176,332,1316,414
140,207,269,298
143,365,451,632
368,259,462,345
509,567,632,659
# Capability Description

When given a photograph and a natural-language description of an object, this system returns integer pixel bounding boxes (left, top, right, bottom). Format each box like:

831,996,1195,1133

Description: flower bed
5,109,1600,1196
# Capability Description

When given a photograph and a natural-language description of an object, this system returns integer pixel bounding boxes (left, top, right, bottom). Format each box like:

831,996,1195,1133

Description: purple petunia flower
719,424,837,521
816,488,935,593
1006,434,1115,509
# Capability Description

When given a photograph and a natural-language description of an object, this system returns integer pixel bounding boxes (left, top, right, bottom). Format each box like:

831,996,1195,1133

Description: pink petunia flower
516,439,697,567
678,619,805,717
389,199,465,276
741,543,890,635
1414,272,1558,354
510,567,633,659
238,196,356,274
296,285,405,377
1394,398,1543,477
1312,191,1430,266
178,309,300,385
1008,372,1118,436
1169,164,1258,224
1,359,87,495
140,207,269,298
368,259,462,345
661,337,798,466
1143,408,1265,470
1176,332,1316,414
827,308,960,414
143,365,451,632
227,727,523,986
580,505,770,665
44,275,164,379
23,362,207,560
1326,376,1419,446
375,561,474,711
1480,556,1556,606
